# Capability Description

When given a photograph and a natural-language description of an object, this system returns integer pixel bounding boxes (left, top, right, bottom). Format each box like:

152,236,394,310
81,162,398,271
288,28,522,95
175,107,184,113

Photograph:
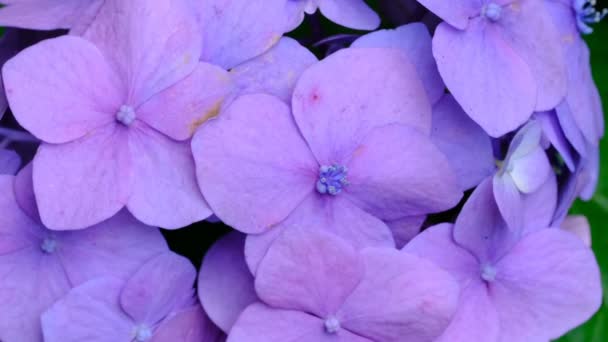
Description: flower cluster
0,0,604,341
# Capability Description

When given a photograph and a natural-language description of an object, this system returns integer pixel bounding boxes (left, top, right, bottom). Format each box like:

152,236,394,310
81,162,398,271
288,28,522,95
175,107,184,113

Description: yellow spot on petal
190,101,223,134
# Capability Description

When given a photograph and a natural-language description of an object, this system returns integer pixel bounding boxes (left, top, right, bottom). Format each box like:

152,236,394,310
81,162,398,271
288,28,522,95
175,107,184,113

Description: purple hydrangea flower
405,178,602,342
418,0,568,137
285,0,381,31
0,168,168,342
572,0,608,34
192,48,462,272
228,227,460,341
546,0,604,160
198,232,258,333
492,121,556,229
0,0,103,33
3,0,232,230
41,252,223,342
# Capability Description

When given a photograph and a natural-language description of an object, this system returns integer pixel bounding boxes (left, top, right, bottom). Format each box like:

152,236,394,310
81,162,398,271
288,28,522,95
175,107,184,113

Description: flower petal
151,306,224,342
3,36,122,144
346,124,462,219
318,0,380,30
127,126,210,229
192,94,317,234
198,232,257,333
33,125,131,230
292,48,432,164
433,21,536,137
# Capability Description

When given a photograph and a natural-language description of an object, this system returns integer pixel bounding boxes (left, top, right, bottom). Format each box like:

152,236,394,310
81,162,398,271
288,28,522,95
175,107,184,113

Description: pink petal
339,249,460,342
292,48,432,164
33,125,131,230
198,232,257,333
41,278,134,342
120,253,197,325
3,36,122,144
352,23,444,104
197,0,288,69
192,94,317,234
137,62,231,141
318,0,380,30
433,21,536,137
127,125,210,229
255,227,364,318
83,0,202,105
493,229,602,340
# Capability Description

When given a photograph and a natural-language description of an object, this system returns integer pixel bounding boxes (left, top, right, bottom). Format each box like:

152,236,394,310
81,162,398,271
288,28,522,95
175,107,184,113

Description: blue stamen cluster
574,0,608,34
316,164,349,196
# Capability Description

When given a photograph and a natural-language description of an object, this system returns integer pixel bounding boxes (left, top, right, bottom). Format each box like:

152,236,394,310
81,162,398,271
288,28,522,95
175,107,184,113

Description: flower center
324,316,341,334
133,325,153,342
574,0,607,34
483,3,502,21
40,238,57,254
316,164,348,196
116,105,136,126
481,264,498,282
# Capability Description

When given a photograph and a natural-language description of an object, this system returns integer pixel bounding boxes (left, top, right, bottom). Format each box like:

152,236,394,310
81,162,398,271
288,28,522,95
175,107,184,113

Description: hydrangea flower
546,0,604,160
192,48,462,272
285,0,381,31
198,232,258,333
0,148,20,174
228,227,460,341
405,178,602,342
492,121,555,229
0,168,168,342
3,0,231,230
418,0,568,137
41,252,223,342
571,0,608,34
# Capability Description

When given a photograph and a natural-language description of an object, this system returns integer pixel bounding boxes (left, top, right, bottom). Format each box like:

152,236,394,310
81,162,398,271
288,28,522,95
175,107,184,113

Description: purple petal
41,278,134,342
535,111,575,171
430,94,495,190
255,227,364,318
34,125,131,230
318,0,380,30
120,253,197,326
245,194,395,274
228,303,370,342
456,178,518,263
198,232,257,333
415,0,481,29
83,0,202,105
229,37,317,104
292,48,432,164
339,248,459,342
346,123,462,219
493,229,602,340
127,126,211,229
433,21,536,137
197,0,288,69
352,23,445,104
151,306,224,342
0,0,100,30
137,62,231,141
560,215,591,247
13,162,39,221
499,0,567,111
385,215,426,248
493,173,524,231
0,148,20,175
3,36,122,144
192,94,318,234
